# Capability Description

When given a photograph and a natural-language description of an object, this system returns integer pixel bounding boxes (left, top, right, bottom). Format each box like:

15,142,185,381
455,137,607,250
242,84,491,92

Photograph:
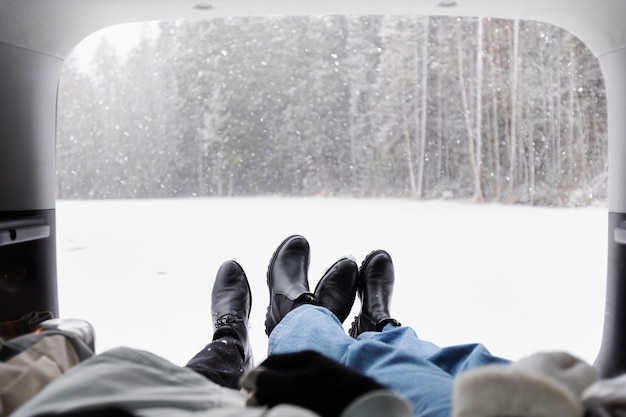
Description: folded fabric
453,351,599,417
242,350,412,417
582,373,626,417
0,328,94,417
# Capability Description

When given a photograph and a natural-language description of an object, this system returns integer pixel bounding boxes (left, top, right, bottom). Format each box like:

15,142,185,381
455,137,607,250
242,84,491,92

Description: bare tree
508,19,520,201
457,23,483,201
416,18,429,198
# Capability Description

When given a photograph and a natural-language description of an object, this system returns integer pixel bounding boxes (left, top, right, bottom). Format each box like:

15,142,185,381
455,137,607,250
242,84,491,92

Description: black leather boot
211,260,253,373
349,250,401,338
314,257,358,323
265,235,316,336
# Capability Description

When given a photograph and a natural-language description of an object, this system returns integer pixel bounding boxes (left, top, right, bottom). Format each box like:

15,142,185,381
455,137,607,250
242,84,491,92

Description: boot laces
215,313,243,329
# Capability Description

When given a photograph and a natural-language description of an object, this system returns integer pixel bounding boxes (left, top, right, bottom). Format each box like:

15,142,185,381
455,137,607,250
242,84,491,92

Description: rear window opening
55,15,607,366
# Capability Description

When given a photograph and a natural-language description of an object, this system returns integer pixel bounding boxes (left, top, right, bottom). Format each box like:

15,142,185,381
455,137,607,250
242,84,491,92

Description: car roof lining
1,0,625,60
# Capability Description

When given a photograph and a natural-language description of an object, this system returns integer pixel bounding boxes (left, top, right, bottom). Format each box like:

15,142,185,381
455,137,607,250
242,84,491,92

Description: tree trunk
487,24,502,201
475,18,483,196
457,25,483,201
416,18,429,198
508,19,519,201
398,54,418,197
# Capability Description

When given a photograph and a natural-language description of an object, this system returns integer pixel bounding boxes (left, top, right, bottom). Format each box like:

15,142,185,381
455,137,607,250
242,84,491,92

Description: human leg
269,304,357,361
360,323,510,374
185,260,253,389
425,342,511,375
185,334,248,390
346,249,508,416
353,323,510,417
265,238,505,417
269,306,456,417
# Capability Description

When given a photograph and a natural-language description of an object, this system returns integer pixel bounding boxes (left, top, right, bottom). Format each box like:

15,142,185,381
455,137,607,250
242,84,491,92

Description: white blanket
453,351,604,417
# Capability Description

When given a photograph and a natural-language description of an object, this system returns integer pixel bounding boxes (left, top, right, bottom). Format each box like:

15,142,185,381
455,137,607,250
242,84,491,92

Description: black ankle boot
314,257,358,323
211,260,253,373
265,235,316,336
349,250,401,338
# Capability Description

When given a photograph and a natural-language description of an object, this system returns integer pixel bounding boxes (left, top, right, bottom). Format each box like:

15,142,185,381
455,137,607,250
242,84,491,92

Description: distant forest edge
57,15,607,206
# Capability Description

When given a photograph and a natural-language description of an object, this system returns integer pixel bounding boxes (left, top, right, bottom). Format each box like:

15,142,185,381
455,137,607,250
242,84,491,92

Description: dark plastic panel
0,209,58,321
595,211,626,377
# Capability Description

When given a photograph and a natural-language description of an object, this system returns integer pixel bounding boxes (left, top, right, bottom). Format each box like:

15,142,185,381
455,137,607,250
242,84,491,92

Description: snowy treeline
57,15,607,206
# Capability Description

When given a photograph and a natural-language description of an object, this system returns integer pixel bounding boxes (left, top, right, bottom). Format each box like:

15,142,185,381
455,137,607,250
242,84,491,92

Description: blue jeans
268,305,510,417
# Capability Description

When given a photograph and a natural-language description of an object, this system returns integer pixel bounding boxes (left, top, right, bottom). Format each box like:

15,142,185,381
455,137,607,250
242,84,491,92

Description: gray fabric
582,374,626,417
0,330,95,417
452,351,600,417
0,329,93,363
511,351,599,397
11,346,318,417
0,335,82,417
340,390,412,417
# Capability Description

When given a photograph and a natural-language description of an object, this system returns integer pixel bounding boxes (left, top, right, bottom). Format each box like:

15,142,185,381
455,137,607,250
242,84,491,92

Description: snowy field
55,197,608,367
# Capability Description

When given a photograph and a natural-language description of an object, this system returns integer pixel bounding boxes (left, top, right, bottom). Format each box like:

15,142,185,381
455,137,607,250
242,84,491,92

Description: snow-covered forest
56,15,607,206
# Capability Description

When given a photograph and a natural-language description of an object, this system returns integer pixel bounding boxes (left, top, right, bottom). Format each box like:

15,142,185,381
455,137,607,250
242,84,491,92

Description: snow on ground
55,197,608,367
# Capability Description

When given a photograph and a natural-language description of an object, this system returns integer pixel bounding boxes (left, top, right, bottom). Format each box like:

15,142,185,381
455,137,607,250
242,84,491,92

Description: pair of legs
269,306,509,417
185,235,509,417
183,233,361,389
184,233,394,389
184,260,253,389
265,235,509,417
